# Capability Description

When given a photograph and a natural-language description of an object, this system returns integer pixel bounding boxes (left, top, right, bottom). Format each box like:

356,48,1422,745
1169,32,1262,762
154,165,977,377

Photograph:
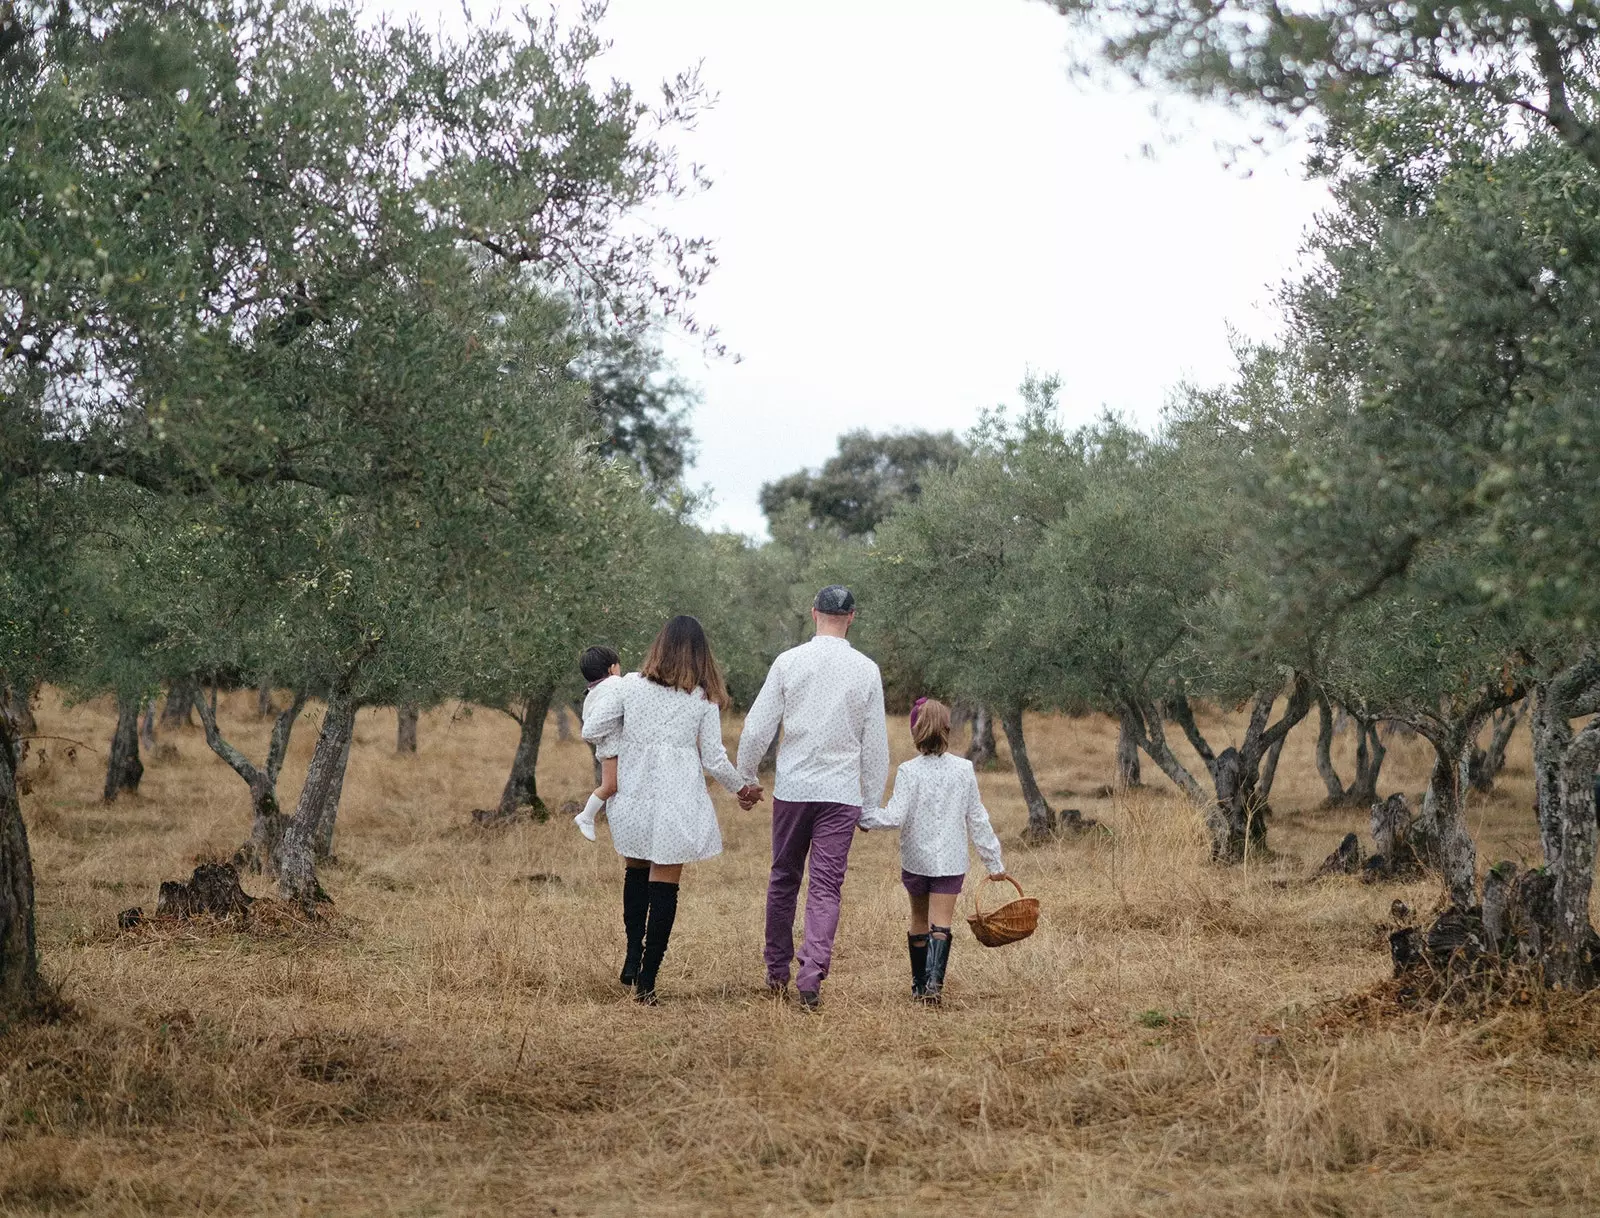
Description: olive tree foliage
760,429,968,538
0,0,717,1000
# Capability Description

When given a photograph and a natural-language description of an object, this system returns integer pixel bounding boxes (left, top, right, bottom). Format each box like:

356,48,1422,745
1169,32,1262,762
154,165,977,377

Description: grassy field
5,687,1598,1216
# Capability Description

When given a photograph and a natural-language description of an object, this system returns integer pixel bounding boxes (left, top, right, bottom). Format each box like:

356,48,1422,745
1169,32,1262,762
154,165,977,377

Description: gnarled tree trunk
311,719,354,861
965,705,997,769
1000,705,1067,840
278,694,358,905
1115,708,1141,788
1314,690,1346,804
102,694,144,801
1169,674,1313,862
1415,731,1480,911
396,704,418,754
196,689,307,876
138,697,157,755
161,678,197,728
1,683,36,738
1257,735,1285,804
0,711,39,1020
1471,698,1526,793
1346,714,1386,806
1529,659,1600,988
1118,697,1206,804
256,682,274,718
498,688,554,819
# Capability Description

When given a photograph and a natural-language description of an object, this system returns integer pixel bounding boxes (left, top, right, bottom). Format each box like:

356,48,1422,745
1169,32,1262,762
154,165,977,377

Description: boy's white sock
574,793,604,841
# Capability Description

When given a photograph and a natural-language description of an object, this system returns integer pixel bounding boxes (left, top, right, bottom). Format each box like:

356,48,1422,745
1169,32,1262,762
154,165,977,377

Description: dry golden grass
6,688,1599,1216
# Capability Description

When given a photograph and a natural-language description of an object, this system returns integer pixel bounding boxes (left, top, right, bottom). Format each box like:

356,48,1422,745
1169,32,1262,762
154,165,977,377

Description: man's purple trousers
765,798,861,992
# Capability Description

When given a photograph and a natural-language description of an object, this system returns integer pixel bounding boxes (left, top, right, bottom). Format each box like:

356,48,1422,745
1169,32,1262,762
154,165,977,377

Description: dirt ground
5,687,1597,1216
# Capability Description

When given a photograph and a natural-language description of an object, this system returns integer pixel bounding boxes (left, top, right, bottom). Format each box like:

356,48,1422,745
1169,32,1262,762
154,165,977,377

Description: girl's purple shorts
901,870,964,897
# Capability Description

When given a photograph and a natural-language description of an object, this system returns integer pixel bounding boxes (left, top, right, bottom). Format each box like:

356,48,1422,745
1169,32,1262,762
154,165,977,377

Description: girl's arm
698,698,746,795
965,767,1006,875
859,766,912,830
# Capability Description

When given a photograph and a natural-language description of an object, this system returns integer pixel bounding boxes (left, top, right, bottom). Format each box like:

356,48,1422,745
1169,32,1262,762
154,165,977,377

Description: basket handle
973,873,1024,918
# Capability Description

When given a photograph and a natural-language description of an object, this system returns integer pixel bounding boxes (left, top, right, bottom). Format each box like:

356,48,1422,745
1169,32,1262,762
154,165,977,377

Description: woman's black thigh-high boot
922,925,952,1005
620,865,651,986
635,880,680,1004
907,933,929,999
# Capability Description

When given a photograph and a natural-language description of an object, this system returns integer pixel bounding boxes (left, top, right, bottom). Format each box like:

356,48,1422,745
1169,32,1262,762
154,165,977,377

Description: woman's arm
965,767,1006,874
699,699,747,795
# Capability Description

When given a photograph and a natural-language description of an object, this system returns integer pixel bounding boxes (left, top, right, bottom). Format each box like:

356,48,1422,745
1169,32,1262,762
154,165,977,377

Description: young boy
574,645,622,841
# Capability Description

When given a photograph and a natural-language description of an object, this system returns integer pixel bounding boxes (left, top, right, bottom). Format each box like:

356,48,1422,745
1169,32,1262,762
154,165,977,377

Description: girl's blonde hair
910,697,951,756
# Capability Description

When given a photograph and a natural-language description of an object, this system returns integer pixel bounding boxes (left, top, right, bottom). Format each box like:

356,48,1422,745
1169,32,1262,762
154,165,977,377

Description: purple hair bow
909,696,929,730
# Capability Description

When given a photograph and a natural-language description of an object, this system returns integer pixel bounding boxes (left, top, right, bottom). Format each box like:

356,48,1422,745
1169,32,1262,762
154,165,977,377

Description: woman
582,615,762,1004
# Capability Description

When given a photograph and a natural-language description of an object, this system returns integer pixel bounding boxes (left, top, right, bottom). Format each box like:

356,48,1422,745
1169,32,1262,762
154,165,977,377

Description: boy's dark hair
580,645,621,683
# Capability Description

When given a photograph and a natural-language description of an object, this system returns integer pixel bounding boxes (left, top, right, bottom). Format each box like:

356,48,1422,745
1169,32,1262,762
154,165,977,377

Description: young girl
860,697,1008,1004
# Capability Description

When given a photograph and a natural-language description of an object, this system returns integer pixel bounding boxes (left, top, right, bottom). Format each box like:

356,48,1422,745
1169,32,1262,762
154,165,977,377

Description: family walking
579,585,1010,1008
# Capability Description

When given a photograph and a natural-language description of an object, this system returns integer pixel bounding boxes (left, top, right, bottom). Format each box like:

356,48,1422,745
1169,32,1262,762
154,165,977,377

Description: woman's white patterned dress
581,672,745,864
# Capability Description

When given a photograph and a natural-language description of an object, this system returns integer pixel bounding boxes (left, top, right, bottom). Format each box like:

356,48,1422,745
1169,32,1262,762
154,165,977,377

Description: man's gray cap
814,585,855,615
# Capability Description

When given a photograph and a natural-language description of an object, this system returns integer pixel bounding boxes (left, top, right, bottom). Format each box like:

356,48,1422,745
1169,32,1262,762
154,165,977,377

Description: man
736,584,889,1010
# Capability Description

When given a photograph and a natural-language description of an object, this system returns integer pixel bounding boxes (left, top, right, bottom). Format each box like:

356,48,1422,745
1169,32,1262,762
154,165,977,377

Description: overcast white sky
379,0,1329,536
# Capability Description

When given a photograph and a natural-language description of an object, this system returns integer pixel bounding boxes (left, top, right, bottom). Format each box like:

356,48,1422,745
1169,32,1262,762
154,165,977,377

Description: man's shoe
765,980,789,998
797,989,821,1012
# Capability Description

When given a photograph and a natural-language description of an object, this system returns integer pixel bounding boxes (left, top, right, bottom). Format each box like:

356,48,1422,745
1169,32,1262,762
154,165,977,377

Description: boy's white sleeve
859,765,911,830
965,766,1006,874
580,681,623,745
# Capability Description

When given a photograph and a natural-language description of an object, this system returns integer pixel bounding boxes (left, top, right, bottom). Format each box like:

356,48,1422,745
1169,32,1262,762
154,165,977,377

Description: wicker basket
966,875,1039,948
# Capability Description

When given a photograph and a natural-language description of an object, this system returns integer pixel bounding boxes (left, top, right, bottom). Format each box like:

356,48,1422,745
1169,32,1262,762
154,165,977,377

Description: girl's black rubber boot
921,927,952,1005
907,933,929,998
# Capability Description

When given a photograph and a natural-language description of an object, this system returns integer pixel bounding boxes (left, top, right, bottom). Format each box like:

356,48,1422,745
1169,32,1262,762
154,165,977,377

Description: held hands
736,783,765,810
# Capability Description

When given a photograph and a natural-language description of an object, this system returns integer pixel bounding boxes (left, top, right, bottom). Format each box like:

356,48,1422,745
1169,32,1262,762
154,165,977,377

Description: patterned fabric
860,752,1006,877
735,636,890,808
581,672,744,864
581,675,622,760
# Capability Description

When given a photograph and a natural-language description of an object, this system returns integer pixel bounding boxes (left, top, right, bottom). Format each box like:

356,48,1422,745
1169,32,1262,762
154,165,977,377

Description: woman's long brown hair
640,615,730,707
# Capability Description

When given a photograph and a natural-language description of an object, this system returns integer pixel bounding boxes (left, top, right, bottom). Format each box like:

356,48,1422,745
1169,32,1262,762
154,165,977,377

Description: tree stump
1361,793,1426,882
1314,832,1362,877
152,863,253,921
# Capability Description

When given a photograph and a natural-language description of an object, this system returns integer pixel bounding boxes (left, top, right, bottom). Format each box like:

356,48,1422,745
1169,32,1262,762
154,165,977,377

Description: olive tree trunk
311,720,354,861
1115,708,1141,788
1346,714,1387,806
396,704,419,754
102,693,145,801
0,712,40,1020
965,705,997,768
1529,658,1600,988
498,688,554,818
278,694,358,905
1414,729,1481,911
1166,675,1313,862
1118,697,1206,804
1471,698,1526,793
1000,705,1066,840
161,678,197,728
1314,690,1346,804
138,697,157,754
1,684,36,737
195,689,308,876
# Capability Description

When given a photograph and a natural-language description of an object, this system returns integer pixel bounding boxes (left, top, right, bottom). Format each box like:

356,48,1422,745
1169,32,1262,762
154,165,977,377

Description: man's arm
735,659,784,783
859,669,890,810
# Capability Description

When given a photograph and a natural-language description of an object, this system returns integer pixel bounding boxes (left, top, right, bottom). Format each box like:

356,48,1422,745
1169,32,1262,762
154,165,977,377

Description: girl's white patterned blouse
859,752,1005,878
581,672,744,864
